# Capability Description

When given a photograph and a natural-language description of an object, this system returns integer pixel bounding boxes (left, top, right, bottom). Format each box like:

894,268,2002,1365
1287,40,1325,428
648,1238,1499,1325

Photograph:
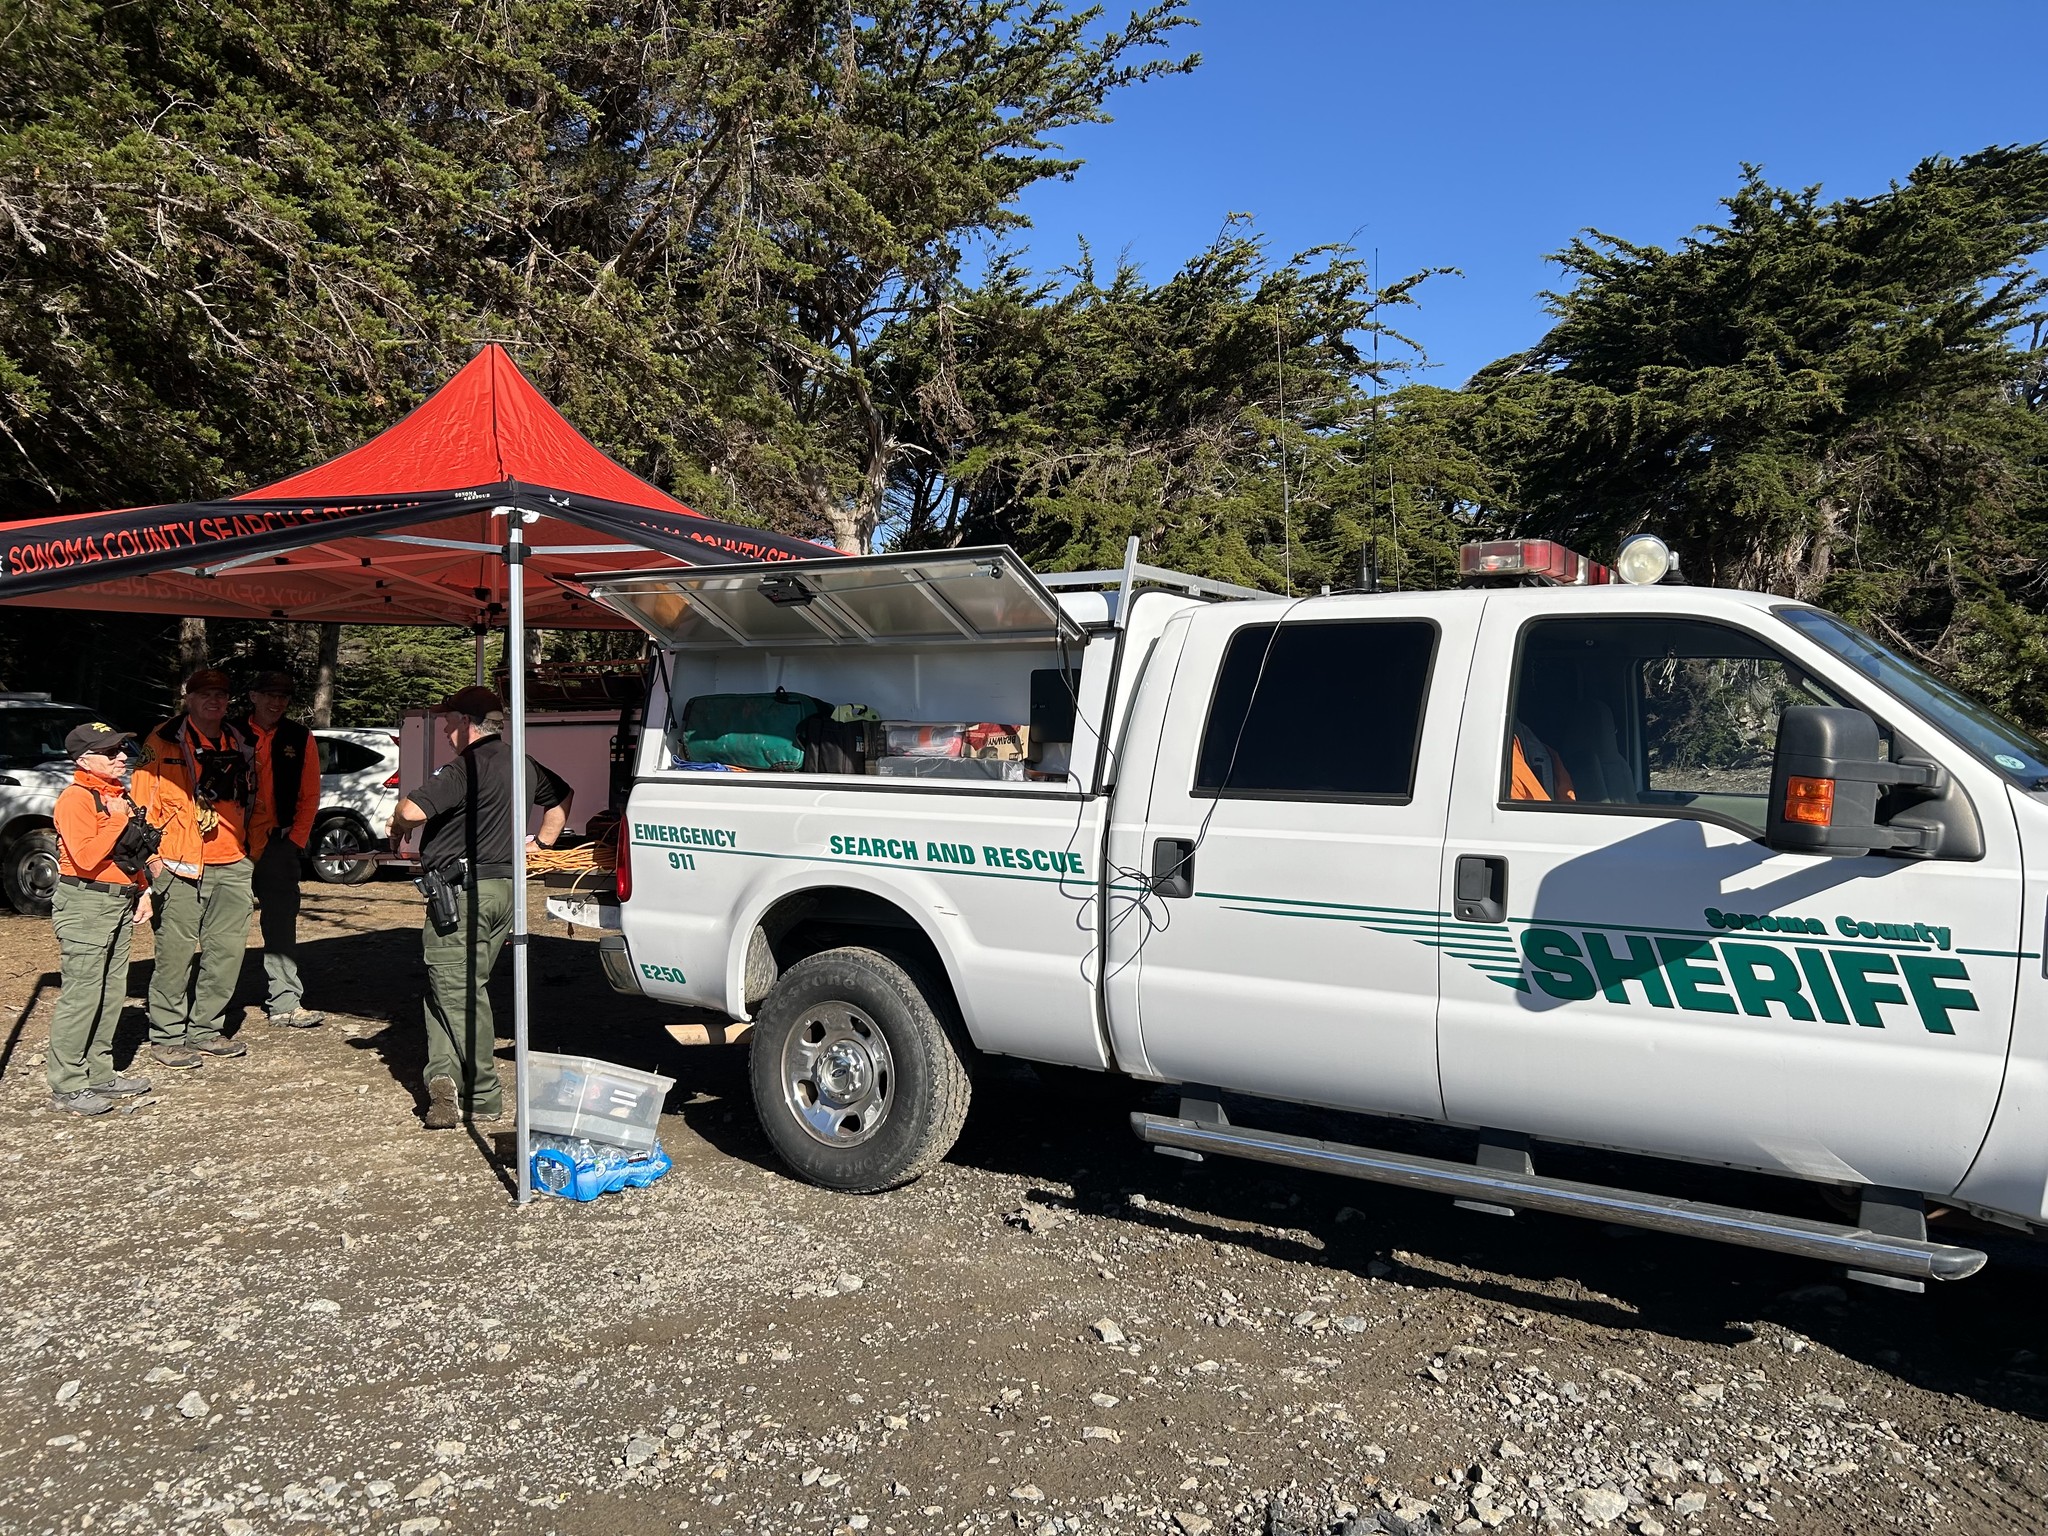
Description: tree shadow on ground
1,969,58,1081
109,912,2048,1426
108,945,309,1072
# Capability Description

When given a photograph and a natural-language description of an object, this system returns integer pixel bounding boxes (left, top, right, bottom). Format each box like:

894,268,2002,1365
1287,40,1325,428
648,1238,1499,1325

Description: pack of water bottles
530,1132,673,1203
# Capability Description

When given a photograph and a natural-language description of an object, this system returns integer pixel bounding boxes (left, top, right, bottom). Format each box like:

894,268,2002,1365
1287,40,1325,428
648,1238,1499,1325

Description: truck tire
2,827,59,916
750,946,972,1193
309,814,379,885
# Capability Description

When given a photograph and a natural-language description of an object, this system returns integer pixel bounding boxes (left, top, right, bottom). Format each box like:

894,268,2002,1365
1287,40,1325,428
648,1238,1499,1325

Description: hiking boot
423,1076,461,1131
268,1008,325,1029
192,1037,248,1059
52,1088,113,1116
90,1074,153,1098
150,1045,203,1070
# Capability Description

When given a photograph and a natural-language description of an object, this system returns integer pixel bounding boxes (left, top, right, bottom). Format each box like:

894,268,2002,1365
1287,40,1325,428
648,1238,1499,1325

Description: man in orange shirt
244,670,325,1029
133,668,257,1069
47,721,156,1114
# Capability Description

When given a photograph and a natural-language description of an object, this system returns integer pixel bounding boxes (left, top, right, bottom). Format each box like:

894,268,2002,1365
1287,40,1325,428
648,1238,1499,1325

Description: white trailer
559,540,2048,1287
398,705,621,844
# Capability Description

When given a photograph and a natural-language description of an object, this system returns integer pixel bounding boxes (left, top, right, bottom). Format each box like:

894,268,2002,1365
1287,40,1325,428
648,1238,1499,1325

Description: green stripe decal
632,842,1090,887
1191,889,2014,1018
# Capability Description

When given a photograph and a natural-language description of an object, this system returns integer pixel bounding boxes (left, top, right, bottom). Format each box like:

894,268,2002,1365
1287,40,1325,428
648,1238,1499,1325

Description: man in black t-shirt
388,687,571,1130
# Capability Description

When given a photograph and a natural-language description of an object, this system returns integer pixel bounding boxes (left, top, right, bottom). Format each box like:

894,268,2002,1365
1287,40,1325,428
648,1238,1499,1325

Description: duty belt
59,875,139,897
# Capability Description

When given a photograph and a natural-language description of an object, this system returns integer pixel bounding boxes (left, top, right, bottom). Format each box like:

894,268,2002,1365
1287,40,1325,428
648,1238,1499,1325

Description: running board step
1131,1112,1986,1283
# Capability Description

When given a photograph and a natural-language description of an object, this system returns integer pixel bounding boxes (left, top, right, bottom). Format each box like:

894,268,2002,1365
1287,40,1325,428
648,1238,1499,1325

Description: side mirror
1766,706,1947,857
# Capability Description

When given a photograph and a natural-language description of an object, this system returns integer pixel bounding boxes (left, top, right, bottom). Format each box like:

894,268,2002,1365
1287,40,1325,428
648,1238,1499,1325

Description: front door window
1505,616,1846,837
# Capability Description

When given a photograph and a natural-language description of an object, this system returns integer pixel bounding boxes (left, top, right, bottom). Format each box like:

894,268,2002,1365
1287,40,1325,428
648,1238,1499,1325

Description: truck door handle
1151,838,1196,899
1454,854,1508,924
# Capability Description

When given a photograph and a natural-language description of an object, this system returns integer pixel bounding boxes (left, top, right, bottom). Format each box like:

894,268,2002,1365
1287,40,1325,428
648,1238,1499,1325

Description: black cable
1094,591,1322,985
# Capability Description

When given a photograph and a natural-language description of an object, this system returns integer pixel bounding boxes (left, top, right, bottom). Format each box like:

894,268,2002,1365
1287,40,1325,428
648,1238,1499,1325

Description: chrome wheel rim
781,1002,894,1147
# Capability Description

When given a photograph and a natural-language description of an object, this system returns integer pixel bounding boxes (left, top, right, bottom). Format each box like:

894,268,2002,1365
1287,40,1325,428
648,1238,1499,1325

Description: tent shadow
283,922,737,1147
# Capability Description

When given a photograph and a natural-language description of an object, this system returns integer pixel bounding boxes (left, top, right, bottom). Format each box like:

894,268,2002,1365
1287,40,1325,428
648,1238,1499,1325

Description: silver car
310,728,400,884
0,694,102,915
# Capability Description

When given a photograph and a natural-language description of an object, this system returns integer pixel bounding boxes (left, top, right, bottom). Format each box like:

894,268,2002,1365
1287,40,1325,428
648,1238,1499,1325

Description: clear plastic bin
523,1051,674,1152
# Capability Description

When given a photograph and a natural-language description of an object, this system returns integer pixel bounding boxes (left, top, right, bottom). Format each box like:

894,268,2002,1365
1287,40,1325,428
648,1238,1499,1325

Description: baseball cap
66,721,137,760
249,669,295,696
184,667,232,694
437,685,504,721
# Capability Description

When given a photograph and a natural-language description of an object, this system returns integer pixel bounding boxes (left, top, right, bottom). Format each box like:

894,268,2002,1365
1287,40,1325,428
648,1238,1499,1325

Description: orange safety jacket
1510,735,1576,803
132,716,253,875
54,766,145,887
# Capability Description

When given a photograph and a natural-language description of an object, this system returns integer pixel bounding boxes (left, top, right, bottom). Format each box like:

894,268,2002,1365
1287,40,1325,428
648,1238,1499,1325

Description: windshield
1777,606,2048,789
0,706,95,770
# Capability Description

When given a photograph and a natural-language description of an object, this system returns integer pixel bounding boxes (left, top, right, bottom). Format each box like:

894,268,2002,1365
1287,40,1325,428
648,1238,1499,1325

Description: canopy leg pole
504,512,534,1206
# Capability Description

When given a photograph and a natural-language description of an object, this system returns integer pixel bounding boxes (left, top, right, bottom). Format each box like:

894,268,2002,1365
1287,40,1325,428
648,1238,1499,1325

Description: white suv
310,728,401,884
0,694,102,915
0,711,405,907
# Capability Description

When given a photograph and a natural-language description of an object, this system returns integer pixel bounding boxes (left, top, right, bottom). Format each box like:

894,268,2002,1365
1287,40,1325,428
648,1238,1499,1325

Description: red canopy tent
0,344,826,626
0,345,835,1203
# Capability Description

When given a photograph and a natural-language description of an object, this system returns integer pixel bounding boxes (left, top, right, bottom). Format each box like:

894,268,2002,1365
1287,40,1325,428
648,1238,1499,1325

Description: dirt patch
2,879,2046,1535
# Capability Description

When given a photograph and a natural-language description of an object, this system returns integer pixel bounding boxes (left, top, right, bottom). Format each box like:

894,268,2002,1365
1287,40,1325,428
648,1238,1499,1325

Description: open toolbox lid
577,545,1087,648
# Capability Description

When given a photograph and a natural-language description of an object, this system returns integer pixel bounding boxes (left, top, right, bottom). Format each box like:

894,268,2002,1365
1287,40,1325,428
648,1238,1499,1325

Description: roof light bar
1458,539,1613,587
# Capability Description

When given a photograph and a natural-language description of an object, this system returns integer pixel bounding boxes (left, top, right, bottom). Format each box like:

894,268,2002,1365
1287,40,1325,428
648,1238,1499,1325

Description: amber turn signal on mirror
1784,774,1836,826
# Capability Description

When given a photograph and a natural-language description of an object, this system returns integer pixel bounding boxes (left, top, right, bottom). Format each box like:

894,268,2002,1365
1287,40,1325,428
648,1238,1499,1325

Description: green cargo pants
148,858,254,1046
252,836,305,1015
421,877,513,1116
48,881,137,1095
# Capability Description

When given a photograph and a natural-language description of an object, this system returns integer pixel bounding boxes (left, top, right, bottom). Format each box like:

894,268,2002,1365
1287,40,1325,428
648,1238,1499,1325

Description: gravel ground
3,879,2047,1536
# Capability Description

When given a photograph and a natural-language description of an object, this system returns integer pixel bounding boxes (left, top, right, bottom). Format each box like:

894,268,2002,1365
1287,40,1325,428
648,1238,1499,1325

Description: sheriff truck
558,535,2048,1289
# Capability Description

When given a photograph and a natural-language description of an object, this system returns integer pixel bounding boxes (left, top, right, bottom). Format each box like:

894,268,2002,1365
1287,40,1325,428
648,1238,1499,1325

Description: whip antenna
1276,306,1292,596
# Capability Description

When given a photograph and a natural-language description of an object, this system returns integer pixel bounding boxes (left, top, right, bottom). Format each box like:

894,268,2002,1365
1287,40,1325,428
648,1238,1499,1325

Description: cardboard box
963,722,1029,760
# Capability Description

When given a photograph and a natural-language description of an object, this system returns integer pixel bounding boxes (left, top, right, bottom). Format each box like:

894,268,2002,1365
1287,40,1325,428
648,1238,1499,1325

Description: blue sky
996,0,2048,386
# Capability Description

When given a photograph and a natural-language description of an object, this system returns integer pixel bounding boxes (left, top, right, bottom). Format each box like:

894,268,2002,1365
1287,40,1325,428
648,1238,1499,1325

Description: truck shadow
1508,815,1927,1017
945,1071,2048,1425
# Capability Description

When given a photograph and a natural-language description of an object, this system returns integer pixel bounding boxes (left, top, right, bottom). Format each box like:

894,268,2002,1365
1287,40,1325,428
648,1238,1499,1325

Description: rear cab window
1196,619,1438,801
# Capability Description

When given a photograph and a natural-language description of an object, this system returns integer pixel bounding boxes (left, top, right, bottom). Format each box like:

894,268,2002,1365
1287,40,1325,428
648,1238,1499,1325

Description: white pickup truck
562,539,2048,1288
